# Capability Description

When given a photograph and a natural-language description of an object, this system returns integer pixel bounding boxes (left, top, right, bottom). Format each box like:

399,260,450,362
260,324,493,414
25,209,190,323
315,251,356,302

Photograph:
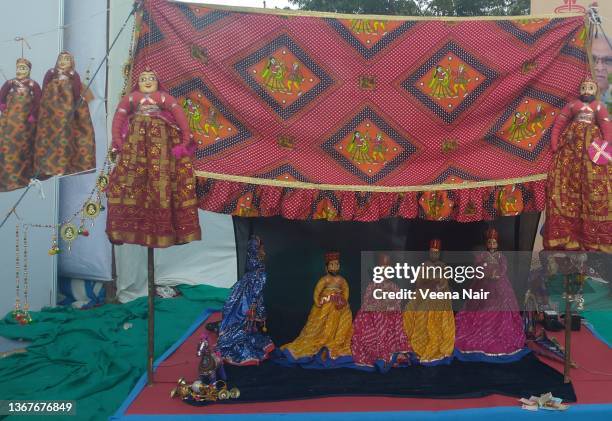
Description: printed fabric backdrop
130,0,590,222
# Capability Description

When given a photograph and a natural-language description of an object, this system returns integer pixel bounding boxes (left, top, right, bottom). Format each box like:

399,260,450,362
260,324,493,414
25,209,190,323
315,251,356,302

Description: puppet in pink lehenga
454,228,527,362
351,254,410,371
106,68,200,248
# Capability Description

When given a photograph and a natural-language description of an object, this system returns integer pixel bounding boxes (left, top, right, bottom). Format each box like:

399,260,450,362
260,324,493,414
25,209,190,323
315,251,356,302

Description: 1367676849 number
0,400,76,415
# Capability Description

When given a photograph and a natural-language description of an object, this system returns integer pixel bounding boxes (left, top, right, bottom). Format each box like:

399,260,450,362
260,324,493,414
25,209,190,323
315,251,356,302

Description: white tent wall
0,0,64,316
58,0,112,282
115,211,238,303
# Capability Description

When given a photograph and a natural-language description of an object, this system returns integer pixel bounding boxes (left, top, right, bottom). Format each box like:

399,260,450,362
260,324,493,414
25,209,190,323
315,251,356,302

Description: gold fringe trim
194,170,547,193
168,2,584,21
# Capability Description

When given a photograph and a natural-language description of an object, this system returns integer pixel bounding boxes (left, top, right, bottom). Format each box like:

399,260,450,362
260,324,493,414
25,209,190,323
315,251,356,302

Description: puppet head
486,227,499,252
579,75,598,102
137,68,159,94
56,51,74,72
429,238,441,261
15,58,31,80
325,251,340,275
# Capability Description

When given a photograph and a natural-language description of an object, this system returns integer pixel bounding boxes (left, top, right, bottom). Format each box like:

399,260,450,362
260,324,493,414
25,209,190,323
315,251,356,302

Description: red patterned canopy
131,0,589,222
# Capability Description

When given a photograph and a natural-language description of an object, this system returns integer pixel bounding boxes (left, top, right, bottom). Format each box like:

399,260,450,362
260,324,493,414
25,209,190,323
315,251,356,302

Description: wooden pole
563,275,572,383
147,247,155,385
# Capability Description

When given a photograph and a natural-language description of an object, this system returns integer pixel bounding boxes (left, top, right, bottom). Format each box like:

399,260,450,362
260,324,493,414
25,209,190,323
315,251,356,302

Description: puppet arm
0,81,10,112
163,94,194,158
111,95,132,150
596,102,611,141
550,102,573,152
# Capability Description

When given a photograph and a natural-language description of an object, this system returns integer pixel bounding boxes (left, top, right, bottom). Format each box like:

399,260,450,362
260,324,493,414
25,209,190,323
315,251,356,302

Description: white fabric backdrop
58,0,112,281
0,0,63,316
115,210,237,303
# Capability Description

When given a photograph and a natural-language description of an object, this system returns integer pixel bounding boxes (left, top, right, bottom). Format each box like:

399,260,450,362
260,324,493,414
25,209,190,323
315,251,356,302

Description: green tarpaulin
0,284,229,421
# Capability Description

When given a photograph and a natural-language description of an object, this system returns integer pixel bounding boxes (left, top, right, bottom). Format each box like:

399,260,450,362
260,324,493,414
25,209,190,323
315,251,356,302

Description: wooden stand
147,247,155,386
563,275,572,384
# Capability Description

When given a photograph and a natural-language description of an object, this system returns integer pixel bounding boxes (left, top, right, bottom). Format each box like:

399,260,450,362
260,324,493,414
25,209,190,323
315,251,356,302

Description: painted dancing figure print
261,57,287,93
182,98,204,134
429,66,454,99
204,106,221,139
286,62,304,95
453,64,470,96
508,111,534,142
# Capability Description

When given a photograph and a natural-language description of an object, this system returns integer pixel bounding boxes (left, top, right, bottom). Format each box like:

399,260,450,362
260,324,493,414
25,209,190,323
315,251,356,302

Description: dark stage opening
233,214,540,347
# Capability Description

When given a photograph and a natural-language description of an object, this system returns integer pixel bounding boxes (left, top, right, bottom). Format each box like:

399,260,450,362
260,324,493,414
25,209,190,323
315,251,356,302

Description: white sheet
115,210,237,303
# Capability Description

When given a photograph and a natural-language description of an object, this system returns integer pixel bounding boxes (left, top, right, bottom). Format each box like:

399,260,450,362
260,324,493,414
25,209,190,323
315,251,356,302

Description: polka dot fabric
134,0,588,222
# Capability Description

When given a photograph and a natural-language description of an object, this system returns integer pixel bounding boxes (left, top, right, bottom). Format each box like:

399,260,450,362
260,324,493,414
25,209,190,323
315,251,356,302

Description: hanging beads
14,224,21,314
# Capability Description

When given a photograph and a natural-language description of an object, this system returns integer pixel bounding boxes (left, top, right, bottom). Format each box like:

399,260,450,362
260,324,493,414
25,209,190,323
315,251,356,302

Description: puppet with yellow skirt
280,252,353,366
403,239,455,365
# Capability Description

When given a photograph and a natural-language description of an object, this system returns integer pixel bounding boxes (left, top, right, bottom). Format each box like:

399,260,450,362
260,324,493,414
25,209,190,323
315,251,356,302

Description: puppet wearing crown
454,228,526,362
281,252,353,365
106,68,200,248
33,51,95,178
403,239,455,364
351,253,410,371
0,58,41,191
543,76,611,252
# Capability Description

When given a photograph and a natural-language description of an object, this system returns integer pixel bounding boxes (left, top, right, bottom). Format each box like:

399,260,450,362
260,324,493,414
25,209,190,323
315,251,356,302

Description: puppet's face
138,71,158,94
327,260,340,275
487,238,498,252
257,243,266,261
579,81,597,98
429,249,440,262
57,53,73,71
16,63,30,80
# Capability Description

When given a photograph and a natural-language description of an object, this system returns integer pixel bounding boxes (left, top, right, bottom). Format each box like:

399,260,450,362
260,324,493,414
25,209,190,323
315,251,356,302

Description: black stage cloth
222,354,575,403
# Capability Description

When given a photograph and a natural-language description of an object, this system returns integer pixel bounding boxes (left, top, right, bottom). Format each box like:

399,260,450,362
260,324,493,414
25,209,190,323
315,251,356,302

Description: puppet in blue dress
217,236,275,365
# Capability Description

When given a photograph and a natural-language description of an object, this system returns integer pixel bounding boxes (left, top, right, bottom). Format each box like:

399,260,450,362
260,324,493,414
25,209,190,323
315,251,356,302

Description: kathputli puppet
454,228,527,362
0,58,41,191
280,252,353,365
543,76,611,252
217,236,275,365
106,68,201,248
403,239,455,364
351,253,410,371
33,51,95,178
196,333,225,385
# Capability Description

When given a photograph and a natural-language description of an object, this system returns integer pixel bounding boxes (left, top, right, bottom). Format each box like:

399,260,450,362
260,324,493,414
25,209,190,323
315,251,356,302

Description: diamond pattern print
234,34,334,120
326,18,416,60
484,87,565,161
431,167,482,184
258,164,310,183
170,78,252,158
401,41,499,124
496,18,562,45
321,106,417,184
135,9,164,54
175,3,231,31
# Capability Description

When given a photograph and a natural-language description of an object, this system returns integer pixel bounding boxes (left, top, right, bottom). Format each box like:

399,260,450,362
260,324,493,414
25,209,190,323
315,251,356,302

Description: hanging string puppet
0,58,41,191
33,51,95,178
543,76,611,252
106,68,201,247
